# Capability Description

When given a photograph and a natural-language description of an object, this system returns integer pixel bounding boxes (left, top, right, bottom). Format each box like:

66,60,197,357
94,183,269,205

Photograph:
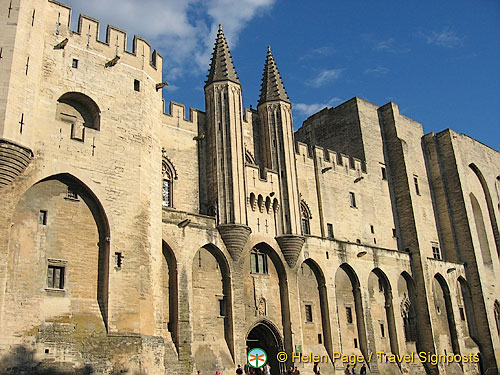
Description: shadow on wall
0,346,144,375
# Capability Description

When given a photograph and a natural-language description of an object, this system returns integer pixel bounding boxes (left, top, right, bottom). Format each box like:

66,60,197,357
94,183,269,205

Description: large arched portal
7,173,110,331
246,321,284,375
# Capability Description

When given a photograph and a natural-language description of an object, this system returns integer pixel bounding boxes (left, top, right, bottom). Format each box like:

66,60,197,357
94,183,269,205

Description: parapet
48,0,163,79
295,141,367,175
162,101,205,132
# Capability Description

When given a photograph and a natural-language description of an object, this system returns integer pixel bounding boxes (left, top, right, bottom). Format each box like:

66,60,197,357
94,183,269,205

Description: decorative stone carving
275,234,305,268
217,224,251,261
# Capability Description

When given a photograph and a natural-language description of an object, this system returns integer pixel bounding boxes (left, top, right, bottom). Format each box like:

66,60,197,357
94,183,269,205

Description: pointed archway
246,321,284,375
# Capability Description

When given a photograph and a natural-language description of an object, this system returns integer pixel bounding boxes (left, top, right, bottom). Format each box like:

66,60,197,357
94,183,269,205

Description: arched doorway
246,321,284,375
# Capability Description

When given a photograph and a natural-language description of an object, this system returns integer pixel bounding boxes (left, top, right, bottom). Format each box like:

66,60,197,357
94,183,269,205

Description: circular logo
247,348,267,369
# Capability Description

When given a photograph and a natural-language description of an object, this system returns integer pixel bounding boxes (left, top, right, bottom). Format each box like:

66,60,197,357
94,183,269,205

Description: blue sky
63,0,500,151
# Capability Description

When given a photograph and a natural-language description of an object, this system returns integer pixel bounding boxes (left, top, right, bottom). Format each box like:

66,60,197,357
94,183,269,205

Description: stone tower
204,25,250,260
258,46,304,267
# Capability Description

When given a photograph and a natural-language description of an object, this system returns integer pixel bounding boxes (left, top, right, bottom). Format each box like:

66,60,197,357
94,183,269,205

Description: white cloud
364,66,389,76
293,97,343,117
372,38,411,54
63,0,276,79
422,28,463,48
306,69,344,88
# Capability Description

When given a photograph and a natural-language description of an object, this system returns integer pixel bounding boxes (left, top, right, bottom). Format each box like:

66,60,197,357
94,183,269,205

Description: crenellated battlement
162,101,205,133
47,0,163,79
295,141,366,175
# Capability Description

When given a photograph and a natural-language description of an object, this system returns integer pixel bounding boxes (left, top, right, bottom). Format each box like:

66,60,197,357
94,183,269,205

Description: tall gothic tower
258,47,304,267
204,25,251,260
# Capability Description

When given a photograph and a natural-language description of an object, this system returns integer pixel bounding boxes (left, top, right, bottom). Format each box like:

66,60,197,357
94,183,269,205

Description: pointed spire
205,24,240,87
259,46,290,105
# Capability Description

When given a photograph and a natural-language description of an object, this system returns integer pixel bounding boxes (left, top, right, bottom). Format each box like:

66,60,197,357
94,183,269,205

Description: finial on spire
205,23,240,87
259,47,290,105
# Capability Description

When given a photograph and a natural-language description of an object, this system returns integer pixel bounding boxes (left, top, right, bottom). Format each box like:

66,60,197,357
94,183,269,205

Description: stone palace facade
0,1,499,374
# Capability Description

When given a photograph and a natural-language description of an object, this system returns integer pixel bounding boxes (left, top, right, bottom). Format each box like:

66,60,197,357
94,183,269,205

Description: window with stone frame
301,199,312,235
162,151,177,208
251,249,268,274
46,259,67,290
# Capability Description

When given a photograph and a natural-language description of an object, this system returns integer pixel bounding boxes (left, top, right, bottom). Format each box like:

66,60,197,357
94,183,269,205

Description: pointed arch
192,243,234,358
457,277,478,342
162,241,179,351
469,164,500,259
368,268,399,358
470,192,493,267
300,199,312,235
335,264,369,362
162,151,178,208
433,274,460,355
300,258,334,360
252,242,292,366
9,173,110,330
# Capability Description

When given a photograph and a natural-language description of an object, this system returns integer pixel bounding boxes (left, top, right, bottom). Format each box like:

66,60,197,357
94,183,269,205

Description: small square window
47,265,65,289
346,306,353,324
305,304,313,322
66,186,78,200
349,192,357,208
381,166,387,180
432,246,441,260
327,223,334,238
72,58,78,68
39,210,47,225
134,79,140,92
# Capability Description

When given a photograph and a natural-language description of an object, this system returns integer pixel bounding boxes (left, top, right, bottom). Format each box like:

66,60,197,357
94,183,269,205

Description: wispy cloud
294,97,343,117
421,28,463,48
306,69,344,88
365,35,411,54
364,66,389,76
64,0,276,79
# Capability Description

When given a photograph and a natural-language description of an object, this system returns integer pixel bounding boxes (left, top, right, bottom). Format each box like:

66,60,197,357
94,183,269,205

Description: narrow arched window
162,151,177,208
301,199,312,235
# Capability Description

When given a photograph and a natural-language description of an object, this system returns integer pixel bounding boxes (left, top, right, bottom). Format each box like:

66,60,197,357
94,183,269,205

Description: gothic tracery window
162,151,177,208
301,199,312,235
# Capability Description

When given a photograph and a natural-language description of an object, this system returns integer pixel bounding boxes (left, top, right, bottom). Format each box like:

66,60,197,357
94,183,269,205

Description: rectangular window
346,306,353,324
39,210,47,225
305,304,313,322
318,334,322,344
392,228,397,238
301,218,310,235
354,338,358,348
219,298,226,317
380,323,385,337
327,223,334,238
370,225,375,234
251,251,268,274
378,278,384,292
72,58,78,68
134,79,140,92
414,176,420,195
47,265,64,289
381,166,387,180
432,246,441,260
349,192,357,207
115,252,123,268
459,307,465,321
162,179,172,207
